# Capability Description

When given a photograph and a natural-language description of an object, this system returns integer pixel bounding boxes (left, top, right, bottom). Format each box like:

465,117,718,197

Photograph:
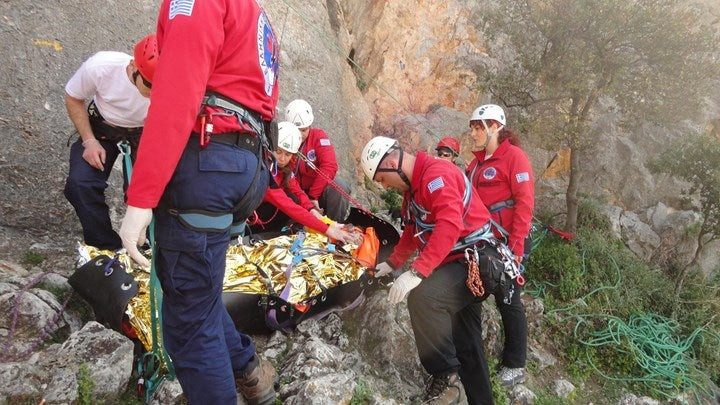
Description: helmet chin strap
480,120,504,150
395,148,412,188
375,146,412,188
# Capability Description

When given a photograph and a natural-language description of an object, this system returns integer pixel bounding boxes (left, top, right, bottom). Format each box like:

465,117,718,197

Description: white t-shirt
65,51,150,128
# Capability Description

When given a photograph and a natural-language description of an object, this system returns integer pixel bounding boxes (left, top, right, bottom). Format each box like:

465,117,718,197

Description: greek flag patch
516,172,530,183
427,176,445,193
169,0,195,19
319,139,331,146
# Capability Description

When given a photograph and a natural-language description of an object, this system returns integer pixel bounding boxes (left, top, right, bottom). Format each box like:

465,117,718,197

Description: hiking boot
497,366,526,387
235,356,276,405
421,372,468,405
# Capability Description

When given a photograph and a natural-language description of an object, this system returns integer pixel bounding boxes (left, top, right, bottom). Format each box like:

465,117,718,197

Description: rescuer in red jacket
435,136,461,165
251,122,360,244
118,0,279,403
362,136,496,405
284,99,351,222
466,104,534,387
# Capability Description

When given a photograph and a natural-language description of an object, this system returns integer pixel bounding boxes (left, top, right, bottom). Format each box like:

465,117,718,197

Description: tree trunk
564,146,581,233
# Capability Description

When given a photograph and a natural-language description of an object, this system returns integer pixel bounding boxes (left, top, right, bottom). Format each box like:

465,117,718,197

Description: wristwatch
409,268,423,279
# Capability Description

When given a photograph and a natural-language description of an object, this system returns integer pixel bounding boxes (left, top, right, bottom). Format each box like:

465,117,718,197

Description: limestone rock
618,393,660,405
527,346,556,370
0,321,133,404
553,379,575,398
509,384,536,405
0,259,28,277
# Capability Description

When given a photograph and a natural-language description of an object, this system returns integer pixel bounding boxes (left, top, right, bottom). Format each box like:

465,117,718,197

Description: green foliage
577,199,611,234
486,356,509,405
527,234,583,300
350,379,373,405
531,224,720,399
76,363,95,405
649,133,720,247
23,250,45,266
118,379,144,405
379,189,402,212
478,0,719,143
535,390,572,405
477,0,720,230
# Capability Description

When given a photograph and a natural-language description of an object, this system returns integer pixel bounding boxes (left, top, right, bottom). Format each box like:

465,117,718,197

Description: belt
191,132,260,154
488,199,515,213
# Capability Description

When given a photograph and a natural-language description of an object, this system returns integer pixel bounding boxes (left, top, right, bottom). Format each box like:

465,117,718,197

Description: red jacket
262,170,328,233
466,140,534,257
292,128,338,199
127,0,279,208
388,152,491,277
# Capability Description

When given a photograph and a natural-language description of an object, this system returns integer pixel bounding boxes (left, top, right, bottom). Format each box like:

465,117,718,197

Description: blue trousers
64,138,132,250
154,139,269,404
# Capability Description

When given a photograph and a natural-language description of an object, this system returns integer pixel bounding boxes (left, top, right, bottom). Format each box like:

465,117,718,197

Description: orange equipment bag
355,226,380,268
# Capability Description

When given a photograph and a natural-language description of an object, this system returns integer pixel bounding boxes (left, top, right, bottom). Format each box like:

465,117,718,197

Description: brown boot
235,356,277,405
421,372,468,405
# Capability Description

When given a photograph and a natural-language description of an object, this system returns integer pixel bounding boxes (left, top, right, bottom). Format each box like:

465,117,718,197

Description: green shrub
350,379,373,404
380,189,402,212
535,390,572,405
577,199,612,234
24,251,45,266
527,234,583,301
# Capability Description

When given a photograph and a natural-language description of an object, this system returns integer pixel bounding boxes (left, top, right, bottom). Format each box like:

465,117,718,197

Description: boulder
0,321,133,404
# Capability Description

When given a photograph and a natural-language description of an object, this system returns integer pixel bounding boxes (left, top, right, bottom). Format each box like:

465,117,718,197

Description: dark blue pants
154,139,269,404
407,261,494,405
64,138,130,250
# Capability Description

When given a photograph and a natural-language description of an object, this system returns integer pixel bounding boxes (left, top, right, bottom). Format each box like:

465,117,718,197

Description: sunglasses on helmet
132,69,152,89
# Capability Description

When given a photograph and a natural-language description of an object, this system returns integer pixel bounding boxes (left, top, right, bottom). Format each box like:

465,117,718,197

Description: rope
296,151,374,216
0,271,74,362
573,313,719,401
119,138,176,402
534,243,719,401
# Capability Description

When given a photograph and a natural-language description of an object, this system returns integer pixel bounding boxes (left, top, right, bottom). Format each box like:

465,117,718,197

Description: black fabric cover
68,254,139,331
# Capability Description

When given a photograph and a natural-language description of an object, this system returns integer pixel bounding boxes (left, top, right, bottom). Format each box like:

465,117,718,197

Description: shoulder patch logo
516,172,530,183
319,139,331,146
257,10,279,97
169,0,195,19
427,176,445,193
483,167,496,180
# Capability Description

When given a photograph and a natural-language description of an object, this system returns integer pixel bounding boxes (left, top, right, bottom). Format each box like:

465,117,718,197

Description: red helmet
133,34,158,82
436,137,460,154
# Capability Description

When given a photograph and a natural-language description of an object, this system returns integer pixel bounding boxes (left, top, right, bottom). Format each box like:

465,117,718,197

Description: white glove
119,206,153,267
374,261,394,278
388,270,422,305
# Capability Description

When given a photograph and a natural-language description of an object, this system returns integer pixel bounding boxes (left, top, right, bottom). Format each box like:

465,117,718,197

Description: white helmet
470,104,506,126
361,136,397,180
284,99,314,128
277,121,302,154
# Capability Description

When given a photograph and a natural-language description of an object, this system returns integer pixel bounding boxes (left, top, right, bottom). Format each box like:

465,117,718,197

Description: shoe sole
500,375,526,387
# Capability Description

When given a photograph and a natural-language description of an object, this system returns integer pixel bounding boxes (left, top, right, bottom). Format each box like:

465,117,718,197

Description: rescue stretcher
68,208,400,350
